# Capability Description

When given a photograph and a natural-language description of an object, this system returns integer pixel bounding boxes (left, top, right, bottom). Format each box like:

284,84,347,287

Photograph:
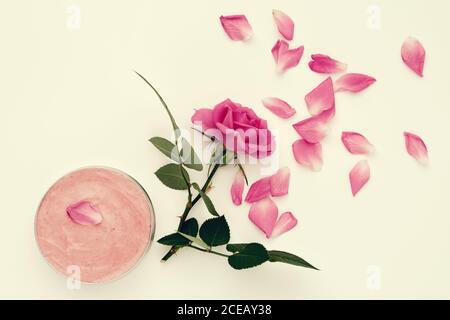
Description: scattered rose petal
220,15,253,42
231,170,245,205
271,40,304,72
245,176,271,203
66,200,102,226
334,73,376,93
341,131,375,155
270,167,290,197
349,160,370,196
308,54,347,74
248,197,279,238
305,77,335,116
292,139,323,171
261,97,296,119
271,212,298,238
272,9,294,41
404,132,429,165
292,114,329,143
401,37,425,77
316,106,336,123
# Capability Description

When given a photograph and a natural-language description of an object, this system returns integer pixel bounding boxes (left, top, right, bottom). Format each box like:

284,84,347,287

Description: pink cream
35,167,155,283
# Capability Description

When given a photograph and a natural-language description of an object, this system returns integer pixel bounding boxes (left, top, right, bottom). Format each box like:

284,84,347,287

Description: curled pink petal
270,167,290,197
191,108,214,130
262,97,296,119
272,9,294,41
248,197,279,238
271,212,298,238
404,132,428,165
334,73,376,93
220,15,253,42
292,139,323,171
231,170,245,205
292,114,329,144
308,54,347,74
271,40,304,72
349,160,370,196
67,200,102,226
341,131,375,155
305,77,335,116
245,176,271,203
401,37,425,77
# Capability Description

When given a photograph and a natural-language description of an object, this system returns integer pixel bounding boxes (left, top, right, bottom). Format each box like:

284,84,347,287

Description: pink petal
271,212,298,238
191,108,214,129
401,37,425,77
308,54,347,74
231,170,245,205
404,132,429,165
316,106,336,123
349,160,370,196
66,200,103,226
341,131,375,155
245,176,271,203
248,197,279,238
304,77,335,116
334,73,376,93
261,97,296,119
272,9,294,41
220,15,253,42
270,167,290,197
292,139,323,171
271,40,304,72
292,114,329,144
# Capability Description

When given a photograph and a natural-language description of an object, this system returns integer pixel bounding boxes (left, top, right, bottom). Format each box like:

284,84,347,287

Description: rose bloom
192,99,275,158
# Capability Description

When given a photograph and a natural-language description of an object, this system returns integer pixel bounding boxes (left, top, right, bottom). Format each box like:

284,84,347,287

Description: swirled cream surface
35,167,154,283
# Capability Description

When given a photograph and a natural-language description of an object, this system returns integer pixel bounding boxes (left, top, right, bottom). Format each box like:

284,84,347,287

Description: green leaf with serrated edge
192,183,219,216
155,163,190,190
157,218,198,246
178,232,210,250
180,138,203,171
228,243,270,270
149,137,180,162
134,71,180,138
199,216,230,247
226,243,248,253
268,251,319,270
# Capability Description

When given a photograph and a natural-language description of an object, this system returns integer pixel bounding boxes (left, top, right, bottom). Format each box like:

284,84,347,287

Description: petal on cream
270,167,290,197
191,108,214,129
272,9,295,41
220,15,253,42
404,132,429,165
341,131,375,155
292,115,329,144
308,54,347,74
262,97,296,119
231,169,245,205
349,160,370,196
66,200,103,226
271,212,298,238
292,139,323,171
401,37,425,77
245,176,272,203
334,73,376,93
248,197,279,238
272,40,304,72
305,77,335,116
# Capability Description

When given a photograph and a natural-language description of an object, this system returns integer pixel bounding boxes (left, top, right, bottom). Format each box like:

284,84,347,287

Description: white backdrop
1,0,450,299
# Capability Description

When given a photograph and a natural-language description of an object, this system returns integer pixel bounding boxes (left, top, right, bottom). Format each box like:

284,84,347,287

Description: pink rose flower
192,99,275,158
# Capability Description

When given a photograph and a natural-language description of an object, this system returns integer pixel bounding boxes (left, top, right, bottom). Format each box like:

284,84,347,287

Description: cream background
1,0,450,299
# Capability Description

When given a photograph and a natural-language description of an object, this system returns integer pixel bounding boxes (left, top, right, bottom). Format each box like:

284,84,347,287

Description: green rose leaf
199,216,230,247
155,164,190,190
181,138,203,171
268,251,319,270
157,218,199,246
225,243,248,253
149,137,180,163
192,183,219,217
228,243,270,270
